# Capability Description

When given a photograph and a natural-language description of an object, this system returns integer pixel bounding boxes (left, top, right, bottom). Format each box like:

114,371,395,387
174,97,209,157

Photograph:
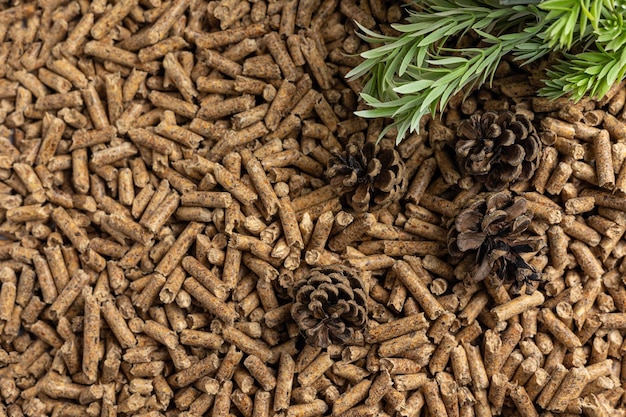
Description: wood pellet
0,1,625,417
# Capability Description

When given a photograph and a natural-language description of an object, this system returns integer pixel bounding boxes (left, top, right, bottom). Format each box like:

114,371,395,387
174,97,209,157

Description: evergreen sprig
348,0,626,143
541,48,626,100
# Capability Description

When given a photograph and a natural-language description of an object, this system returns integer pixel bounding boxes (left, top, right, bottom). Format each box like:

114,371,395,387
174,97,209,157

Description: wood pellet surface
0,1,626,417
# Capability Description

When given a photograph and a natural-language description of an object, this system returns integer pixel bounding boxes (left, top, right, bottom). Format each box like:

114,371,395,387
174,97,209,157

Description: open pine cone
447,192,544,294
456,111,541,191
291,264,368,348
326,141,407,212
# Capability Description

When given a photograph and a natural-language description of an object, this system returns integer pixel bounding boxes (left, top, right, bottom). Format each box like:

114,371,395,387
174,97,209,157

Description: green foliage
349,0,626,143
538,0,594,49
540,48,626,100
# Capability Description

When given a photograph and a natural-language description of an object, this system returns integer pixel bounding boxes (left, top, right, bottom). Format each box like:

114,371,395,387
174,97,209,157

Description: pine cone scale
456,232,486,251
496,130,515,146
500,145,524,164
505,198,526,220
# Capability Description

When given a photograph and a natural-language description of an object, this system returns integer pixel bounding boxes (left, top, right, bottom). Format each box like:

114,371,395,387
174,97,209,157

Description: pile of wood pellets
1,0,626,416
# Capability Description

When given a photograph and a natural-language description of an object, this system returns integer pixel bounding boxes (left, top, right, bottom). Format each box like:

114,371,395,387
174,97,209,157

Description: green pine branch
347,0,545,143
349,0,626,143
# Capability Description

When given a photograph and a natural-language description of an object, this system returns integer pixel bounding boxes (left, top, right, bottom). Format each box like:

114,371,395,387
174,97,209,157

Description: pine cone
456,111,542,191
326,141,407,212
291,264,368,348
447,192,544,295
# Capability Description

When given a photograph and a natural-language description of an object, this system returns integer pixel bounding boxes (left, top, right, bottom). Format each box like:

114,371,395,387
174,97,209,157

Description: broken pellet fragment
182,256,229,300
48,269,90,320
273,352,296,412
569,240,604,279
142,319,179,349
366,313,428,344
540,308,581,350
547,366,590,412
241,148,280,218
594,129,615,189
491,291,545,322
155,221,205,276
392,260,444,320
163,52,198,102
264,32,298,82
102,298,137,348
210,163,257,206
328,213,376,253
51,207,90,253
0,266,16,321
82,286,100,383
168,353,220,388
183,277,238,324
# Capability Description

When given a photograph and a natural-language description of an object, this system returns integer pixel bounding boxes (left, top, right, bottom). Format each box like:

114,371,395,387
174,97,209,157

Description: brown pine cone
291,264,368,348
447,192,544,294
456,111,542,191
326,141,407,212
